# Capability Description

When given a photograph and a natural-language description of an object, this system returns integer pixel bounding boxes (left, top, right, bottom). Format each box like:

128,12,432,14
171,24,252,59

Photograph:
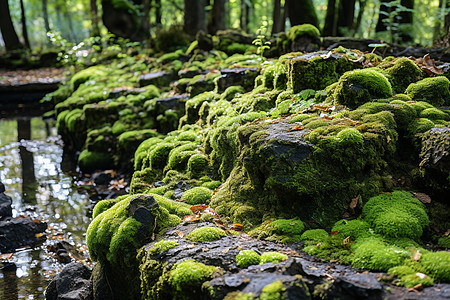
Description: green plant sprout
252,24,271,59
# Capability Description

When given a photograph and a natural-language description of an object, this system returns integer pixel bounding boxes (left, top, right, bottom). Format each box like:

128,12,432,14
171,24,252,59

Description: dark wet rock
291,35,321,53
153,181,165,187
178,68,203,79
0,216,47,253
90,264,113,300
139,71,171,87
0,182,5,193
420,127,450,173
325,273,382,300
45,262,92,300
155,95,187,111
216,67,259,93
109,87,147,98
92,172,112,185
0,192,12,220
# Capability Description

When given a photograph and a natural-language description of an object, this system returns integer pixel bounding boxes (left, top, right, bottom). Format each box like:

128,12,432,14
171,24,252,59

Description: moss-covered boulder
405,76,450,106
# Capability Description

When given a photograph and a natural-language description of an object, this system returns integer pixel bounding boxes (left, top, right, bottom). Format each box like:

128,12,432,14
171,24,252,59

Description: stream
0,117,91,299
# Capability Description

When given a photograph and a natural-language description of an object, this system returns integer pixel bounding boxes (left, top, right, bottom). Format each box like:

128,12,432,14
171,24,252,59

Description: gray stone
45,262,92,300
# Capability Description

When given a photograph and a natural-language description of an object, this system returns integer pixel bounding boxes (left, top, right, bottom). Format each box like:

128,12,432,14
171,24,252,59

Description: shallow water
0,117,91,299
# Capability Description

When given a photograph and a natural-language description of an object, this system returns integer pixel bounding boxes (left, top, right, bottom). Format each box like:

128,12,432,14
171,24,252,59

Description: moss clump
419,107,449,121
405,76,450,106
180,187,213,205
420,251,450,282
331,219,372,241
380,57,424,93
148,240,178,256
169,260,219,299
300,229,329,242
236,249,261,268
388,266,434,288
70,65,106,90
362,191,429,240
78,149,113,173
287,24,320,41
351,237,411,271
408,118,435,135
260,252,289,264
259,280,286,300
185,226,227,242
334,69,393,109
187,154,209,177
249,218,305,243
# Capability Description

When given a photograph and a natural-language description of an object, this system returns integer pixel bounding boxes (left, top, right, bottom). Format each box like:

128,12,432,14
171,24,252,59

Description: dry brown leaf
221,248,230,254
0,253,14,260
350,194,360,212
175,230,184,238
411,250,422,261
413,192,432,204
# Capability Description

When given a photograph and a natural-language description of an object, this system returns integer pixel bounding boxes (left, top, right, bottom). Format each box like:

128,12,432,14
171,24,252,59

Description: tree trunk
352,0,366,34
323,0,337,35
155,0,162,26
240,0,250,33
141,0,151,39
286,0,319,28
272,0,285,34
184,0,206,35
90,0,100,36
19,0,31,49
0,0,23,50
208,0,226,34
376,0,393,32
398,0,414,42
337,0,355,35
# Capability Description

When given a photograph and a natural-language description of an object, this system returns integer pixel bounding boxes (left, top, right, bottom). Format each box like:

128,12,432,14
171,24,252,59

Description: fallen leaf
190,204,209,214
186,244,195,249
349,194,360,213
330,230,340,235
411,250,422,261
0,253,14,260
35,233,44,238
288,125,305,131
413,192,431,204
230,224,244,231
175,230,184,238
221,248,230,254
183,215,200,223
202,248,210,252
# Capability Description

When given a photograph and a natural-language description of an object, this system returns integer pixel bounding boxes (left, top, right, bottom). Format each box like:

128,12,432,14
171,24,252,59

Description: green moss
303,234,353,264
259,280,285,300
331,219,372,241
149,193,191,217
224,291,254,300
420,251,450,282
351,237,411,271
260,252,288,264
146,186,166,195
380,57,424,93
437,236,450,248
180,187,213,205
70,65,107,90
388,265,434,288
287,24,320,41
148,240,178,256
419,107,449,121
166,142,198,171
169,259,219,299
185,226,227,242
201,180,222,190
249,218,305,243
92,196,127,219
300,229,329,242
236,249,261,268
334,69,393,109
405,76,450,106
148,142,178,170
408,118,435,135
362,191,429,240
187,154,209,177
78,149,113,173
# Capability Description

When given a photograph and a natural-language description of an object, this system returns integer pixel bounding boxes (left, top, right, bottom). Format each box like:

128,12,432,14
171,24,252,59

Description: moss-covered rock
259,252,288,264
78,149,114,173
379,57,424,94
249,218,305,243
405,76,450,106
287,24,321,41
334,69,393,109
147,240,178,256
180,187,213,205
236,249,261,268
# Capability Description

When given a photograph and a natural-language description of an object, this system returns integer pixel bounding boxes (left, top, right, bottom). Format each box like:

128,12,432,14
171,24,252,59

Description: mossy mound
259,252,288,264
405,76,450,106
331,219,372,241
287,24,321,41
334,69,393,109
185,226,227,242
362,191,429,240
379,57,424,94
249,218,305,243
236,250,261,268
147,240,178,256
180,187,213,205
78,149,114,173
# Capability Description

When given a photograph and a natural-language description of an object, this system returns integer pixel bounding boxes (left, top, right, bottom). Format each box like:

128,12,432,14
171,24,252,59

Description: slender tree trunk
337,0,355,35
184,0,206,35
286,0,319,27
155,0,162,26
141,0,151,39
352,0,366,34
19,0,31,48
323,0,337,36
398,0,413,42
90,0,100,36
376,0,393,32
272,0,284,34
42,0,51,37
240,0,249,32
0,0,23,50
63,4,78,43
208,0,226,34
55,5,63,31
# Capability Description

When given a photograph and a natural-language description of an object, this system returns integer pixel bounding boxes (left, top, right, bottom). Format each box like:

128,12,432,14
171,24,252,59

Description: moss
236,249,261,268
388,265,434,288
419,107,449,121
289,53,354,93
187,154,209,177
148,142,178,170
224,291,254,300
249,218,305,243
149,193,191,217
220,86,245,101
134,137,163,170
303,234,353,264
78,149,113,173
287,24,320,41
259,280,286,300
180,187,213,205
437,236,450,248
148,240,178,256
334,69,393,109
379,57,424,93
169,260,219,299
92,196,126,219
331,219,372,241
351,237,411,271
362,191,429,240
405,76,450,106
260,252,289,264
201,180,222,190
146,186,166,195
166,142,198,171
300,229,329,242
185,226,227,242
70,65,107,90
408,118,435,135
420,251,450,282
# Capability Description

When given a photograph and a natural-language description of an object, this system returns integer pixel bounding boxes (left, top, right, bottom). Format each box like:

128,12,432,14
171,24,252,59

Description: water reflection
0,117,91,299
